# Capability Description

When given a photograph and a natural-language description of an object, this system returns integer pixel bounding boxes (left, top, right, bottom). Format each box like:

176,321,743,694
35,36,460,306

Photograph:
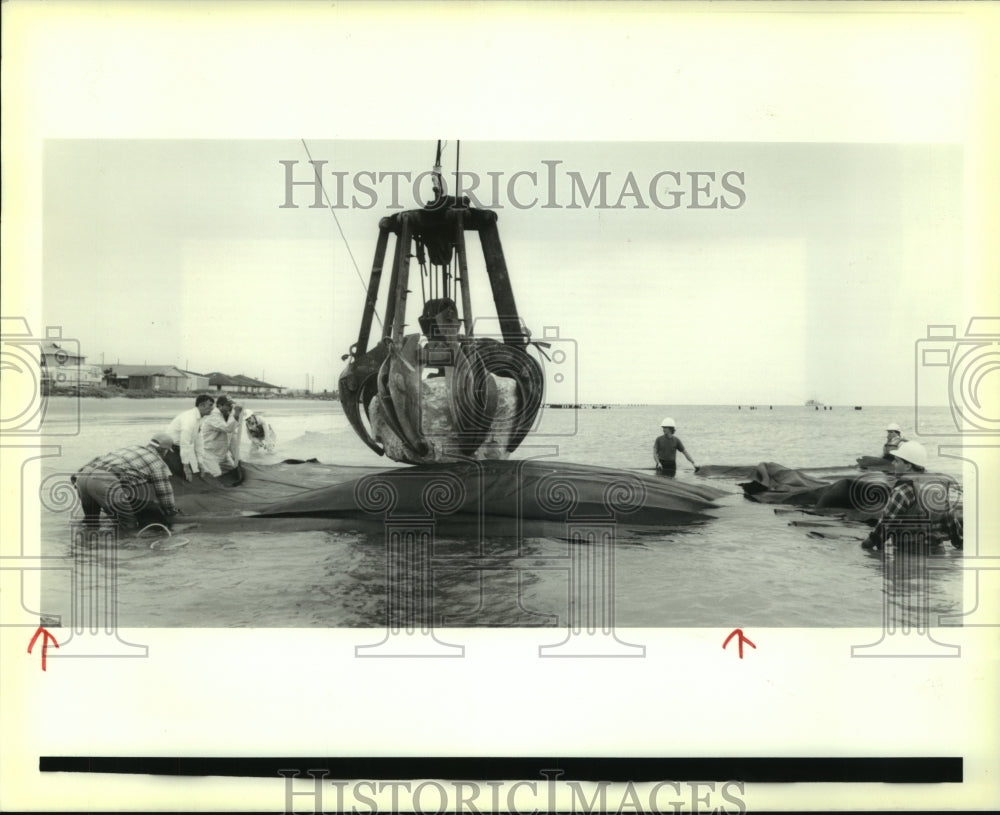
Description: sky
42,138,967,405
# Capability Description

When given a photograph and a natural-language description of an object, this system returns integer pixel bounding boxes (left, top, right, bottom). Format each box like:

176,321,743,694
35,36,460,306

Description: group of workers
71,394,251,534
163,394,244,481
69,405,960,553
650,419,913,478
652,416,962,552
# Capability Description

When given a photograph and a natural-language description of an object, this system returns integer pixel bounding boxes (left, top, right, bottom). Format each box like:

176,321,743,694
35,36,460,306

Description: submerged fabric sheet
740,462,833,494
736,461,964,528
737,461,891,519
171,460,392,516
171,458,727,528
856,455,895,471
697,463,863,480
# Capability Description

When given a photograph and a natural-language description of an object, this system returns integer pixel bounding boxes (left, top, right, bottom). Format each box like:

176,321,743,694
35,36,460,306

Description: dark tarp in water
696,463,863,480
172,459,727,532
694,462,962,544
855,455,895,472
693,464,761,480
739,462,834,495
737,461,891,519
736,462,963,527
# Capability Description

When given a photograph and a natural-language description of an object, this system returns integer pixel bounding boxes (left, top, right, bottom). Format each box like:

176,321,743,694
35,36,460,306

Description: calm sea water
35,398,965,628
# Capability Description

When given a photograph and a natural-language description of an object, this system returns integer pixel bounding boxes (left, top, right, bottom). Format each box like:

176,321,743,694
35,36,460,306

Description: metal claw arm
340,200,543,463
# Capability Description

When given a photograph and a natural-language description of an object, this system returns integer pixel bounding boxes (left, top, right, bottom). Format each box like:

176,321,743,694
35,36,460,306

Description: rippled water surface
36,398,965,628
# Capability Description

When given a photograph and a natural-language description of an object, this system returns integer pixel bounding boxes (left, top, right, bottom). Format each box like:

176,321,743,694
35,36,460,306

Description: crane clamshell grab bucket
338,194,544,464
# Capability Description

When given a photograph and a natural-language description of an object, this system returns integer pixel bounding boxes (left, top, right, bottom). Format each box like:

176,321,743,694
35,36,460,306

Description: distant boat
854,406,863,410
805,399,824,407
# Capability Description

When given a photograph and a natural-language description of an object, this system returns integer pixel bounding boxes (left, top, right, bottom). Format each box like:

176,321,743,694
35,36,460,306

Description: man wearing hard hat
861,440,963,551
653,417,697,478
72,433,182,533
882,422,909,459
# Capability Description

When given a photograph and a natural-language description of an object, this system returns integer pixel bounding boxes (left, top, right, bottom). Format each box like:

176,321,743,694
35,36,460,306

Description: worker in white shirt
202,394,244,473
165,394,216,480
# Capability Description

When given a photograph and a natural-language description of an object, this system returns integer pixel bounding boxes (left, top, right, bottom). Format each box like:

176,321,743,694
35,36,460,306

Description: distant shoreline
39,390,916,409
42,386,340,401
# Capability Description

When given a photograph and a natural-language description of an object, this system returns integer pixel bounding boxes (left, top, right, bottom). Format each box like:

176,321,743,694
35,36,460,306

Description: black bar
355,225,390,355
381,228,404,340
39,756,962,783
390,215,413,343
477,219,527,347
453,209,474,335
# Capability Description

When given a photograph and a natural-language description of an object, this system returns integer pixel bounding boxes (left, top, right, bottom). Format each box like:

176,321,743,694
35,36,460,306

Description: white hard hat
886,422,901,432
660,417,676,428
893,440,927,469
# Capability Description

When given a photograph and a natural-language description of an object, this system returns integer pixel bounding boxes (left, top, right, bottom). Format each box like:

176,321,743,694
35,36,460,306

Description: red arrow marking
28,626,60,671
723,628,756,659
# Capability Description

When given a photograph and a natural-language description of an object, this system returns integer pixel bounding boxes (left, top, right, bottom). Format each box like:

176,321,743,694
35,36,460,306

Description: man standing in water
882,422,908,459
653,417,697,478
862,440,962,551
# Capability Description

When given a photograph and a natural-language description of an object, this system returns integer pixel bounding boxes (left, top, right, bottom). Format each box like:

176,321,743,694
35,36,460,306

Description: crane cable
301,139,382,329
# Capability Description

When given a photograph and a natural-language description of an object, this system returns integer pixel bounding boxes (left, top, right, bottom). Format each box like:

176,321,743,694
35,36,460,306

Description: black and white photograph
32,138,969,630
2,2,998,812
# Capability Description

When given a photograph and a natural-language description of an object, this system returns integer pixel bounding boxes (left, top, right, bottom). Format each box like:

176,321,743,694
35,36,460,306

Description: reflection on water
312,533,570,628
34,399,968,629
860,540,965,632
